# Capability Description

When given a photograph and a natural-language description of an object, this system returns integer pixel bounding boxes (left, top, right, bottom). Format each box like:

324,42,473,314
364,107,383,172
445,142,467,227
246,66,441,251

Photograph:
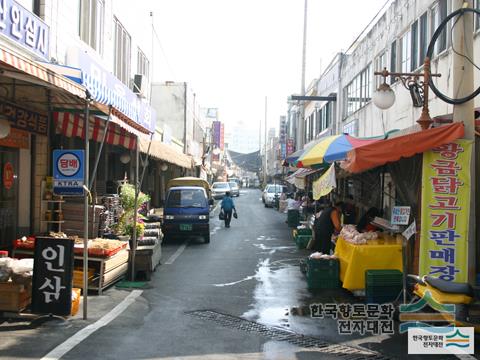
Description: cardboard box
0,282,31,312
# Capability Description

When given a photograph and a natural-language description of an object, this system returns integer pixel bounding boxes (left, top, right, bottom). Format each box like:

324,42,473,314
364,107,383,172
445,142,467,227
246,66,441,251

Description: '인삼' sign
53,150,84,196
419,139,472,283
31,236,74,316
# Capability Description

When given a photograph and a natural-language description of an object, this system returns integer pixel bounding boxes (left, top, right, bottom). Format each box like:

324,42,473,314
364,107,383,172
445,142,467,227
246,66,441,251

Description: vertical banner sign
31,237,74,316
419,140,472,282
53,149,85,196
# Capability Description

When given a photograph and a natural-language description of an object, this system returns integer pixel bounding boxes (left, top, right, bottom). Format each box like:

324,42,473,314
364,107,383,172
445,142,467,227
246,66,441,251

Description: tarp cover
341,122,465,173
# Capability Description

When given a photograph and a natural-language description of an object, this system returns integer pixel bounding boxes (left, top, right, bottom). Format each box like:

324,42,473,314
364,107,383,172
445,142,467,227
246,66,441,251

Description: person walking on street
221,192,236,228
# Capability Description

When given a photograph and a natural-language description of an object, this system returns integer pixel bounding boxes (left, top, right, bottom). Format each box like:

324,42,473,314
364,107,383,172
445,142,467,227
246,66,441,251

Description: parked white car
211,182,231,199
262,184,284,207
228,182,240,197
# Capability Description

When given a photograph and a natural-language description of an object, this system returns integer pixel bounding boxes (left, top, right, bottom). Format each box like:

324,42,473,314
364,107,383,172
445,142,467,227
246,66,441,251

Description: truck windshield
166,189,207,208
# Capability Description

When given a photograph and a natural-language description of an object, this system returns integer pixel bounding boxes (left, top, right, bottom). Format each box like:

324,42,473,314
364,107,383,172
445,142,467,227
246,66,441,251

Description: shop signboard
0,101,47,135
53,149,84,196
286,138,295,156
65,48,156,133
419,139,472,282
31,236,74,316
391,206,411,225
0,0,49,60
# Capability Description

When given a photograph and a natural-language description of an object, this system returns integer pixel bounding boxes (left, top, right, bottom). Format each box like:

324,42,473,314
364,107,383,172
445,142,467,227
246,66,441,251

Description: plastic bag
219,210,225,220
233,211,238,219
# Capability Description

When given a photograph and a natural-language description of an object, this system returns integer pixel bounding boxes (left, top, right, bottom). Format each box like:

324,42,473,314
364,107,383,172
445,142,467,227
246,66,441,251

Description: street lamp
372,58,441,130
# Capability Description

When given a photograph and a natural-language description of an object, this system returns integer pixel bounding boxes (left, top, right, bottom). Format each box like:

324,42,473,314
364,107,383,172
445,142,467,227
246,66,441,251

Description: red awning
54,112,137,150
341,122,465,173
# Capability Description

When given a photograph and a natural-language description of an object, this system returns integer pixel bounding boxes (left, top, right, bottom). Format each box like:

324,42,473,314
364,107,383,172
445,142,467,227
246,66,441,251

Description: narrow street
3,189,475,360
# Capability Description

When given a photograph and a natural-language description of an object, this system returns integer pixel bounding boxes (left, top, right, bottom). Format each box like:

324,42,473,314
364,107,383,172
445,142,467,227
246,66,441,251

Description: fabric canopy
54,111,137,150
341,122,465,173
139,138,192,169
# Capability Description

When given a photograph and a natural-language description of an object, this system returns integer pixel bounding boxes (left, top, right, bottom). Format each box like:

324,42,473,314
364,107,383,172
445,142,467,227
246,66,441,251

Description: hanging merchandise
313,163,336,200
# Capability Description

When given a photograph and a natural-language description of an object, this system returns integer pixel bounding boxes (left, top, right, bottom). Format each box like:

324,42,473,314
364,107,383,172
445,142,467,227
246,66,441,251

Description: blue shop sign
53,150,84,196
66,49,156,133
0,0,49,60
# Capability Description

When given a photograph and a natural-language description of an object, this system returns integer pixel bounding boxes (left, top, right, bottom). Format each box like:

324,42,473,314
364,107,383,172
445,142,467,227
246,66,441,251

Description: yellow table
334,236,403,291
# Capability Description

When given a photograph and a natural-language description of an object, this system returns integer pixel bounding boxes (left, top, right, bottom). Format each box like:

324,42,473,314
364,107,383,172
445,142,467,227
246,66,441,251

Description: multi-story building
296,0,479,144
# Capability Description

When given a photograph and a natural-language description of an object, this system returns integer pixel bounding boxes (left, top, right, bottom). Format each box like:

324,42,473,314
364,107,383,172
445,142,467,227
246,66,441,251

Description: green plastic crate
365,270,403,286
296,227,312,236
287,210,300,227
306,258,340,290
295,235,311,249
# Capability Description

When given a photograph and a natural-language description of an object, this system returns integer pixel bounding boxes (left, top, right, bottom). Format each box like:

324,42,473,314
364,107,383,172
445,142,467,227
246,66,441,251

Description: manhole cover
186,310,392,359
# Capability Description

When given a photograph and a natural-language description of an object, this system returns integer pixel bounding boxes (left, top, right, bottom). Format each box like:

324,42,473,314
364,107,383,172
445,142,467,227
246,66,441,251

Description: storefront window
0,148,18,250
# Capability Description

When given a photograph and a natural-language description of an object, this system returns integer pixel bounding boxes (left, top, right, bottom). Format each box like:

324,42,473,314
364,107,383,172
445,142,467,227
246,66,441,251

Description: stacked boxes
365,270,403,304
306,258,340,290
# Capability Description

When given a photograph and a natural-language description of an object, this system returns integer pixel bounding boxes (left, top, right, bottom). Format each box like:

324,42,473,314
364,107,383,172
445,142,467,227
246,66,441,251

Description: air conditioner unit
133,74,146,95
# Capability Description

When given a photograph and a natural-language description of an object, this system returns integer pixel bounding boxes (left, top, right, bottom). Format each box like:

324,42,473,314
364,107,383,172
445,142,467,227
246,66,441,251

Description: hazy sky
143,0,388,138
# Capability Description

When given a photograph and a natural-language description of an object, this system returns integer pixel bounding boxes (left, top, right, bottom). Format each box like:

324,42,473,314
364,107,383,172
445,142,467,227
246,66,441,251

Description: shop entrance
0,147,18,250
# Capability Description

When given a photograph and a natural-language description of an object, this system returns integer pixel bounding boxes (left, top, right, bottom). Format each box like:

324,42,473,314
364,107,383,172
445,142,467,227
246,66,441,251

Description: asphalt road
1,189,475,359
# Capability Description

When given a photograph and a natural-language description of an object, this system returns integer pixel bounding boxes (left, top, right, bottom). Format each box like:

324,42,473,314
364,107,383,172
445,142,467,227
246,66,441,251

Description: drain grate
186,310,392,360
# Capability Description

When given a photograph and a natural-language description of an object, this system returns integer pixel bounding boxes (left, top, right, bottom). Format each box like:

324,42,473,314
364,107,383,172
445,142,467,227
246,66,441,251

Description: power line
151,25,177,80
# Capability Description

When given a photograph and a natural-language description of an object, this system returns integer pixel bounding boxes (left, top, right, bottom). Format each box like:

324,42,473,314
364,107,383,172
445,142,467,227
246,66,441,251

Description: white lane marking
164,242,187,265
41,290,143,360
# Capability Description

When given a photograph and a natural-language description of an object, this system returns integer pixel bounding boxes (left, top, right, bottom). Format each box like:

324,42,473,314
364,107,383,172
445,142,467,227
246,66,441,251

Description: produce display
0,258,33,285
309,252,337,260
340,224,378,245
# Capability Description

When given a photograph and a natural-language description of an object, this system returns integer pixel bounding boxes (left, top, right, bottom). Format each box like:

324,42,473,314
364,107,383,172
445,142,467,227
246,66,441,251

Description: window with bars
431,0,448,55
390,40,397,84
344,64,372,118
401,30,411,73
79,0,104,55
114,17,132,86
419,12,429,64
374,51,387,88
137,48,150,78
475,0,480,32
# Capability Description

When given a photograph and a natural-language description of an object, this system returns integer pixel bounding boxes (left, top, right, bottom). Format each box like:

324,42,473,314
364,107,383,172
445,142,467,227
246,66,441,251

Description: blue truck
162,177,213,244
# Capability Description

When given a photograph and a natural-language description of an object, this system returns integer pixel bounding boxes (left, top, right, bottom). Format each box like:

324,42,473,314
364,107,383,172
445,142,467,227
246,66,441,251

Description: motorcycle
408,274,480,332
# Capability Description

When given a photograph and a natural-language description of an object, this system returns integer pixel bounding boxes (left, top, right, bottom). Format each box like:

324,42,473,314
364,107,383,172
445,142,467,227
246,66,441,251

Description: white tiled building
290,0,480,147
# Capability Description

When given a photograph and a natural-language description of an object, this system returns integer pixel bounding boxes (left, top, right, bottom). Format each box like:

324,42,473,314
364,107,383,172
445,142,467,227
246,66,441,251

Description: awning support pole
89,106,112,190
130,134,154,281
83,92,91,320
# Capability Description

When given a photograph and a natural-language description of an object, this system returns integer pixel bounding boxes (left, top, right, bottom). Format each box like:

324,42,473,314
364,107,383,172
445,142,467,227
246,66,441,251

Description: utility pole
297,0,308,150
264,96,267,185
452,0,476,284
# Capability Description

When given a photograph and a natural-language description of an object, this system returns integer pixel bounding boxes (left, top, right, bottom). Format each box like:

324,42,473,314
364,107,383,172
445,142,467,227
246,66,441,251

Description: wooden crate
0,282,31,312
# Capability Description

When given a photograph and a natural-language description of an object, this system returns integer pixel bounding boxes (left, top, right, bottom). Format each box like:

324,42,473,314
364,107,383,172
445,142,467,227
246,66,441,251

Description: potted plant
114,184,150,241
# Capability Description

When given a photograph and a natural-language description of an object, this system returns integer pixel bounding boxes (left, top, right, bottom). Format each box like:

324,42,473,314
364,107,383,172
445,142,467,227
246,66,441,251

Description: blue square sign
53,150,85,196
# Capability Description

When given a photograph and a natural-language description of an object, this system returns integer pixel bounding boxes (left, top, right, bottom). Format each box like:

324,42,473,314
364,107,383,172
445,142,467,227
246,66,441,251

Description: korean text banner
313,163,336,200
419,139,472,282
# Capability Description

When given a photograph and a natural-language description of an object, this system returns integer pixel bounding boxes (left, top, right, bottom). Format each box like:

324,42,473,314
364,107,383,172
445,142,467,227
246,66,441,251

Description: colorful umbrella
296,134,381,168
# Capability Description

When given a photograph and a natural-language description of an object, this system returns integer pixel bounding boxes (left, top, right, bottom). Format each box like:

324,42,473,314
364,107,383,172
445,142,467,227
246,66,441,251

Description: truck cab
163,178,213,244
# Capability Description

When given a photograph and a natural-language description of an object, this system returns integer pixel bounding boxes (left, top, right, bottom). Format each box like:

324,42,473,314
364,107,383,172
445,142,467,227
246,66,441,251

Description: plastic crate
296,227,312,236
287,210,300,227
306,258,340,290
365,270,402,286
295,235,311,249
365,294,399,304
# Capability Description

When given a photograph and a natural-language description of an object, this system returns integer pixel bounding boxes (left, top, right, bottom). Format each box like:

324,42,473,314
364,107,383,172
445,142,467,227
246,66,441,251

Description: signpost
53,150,85,196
